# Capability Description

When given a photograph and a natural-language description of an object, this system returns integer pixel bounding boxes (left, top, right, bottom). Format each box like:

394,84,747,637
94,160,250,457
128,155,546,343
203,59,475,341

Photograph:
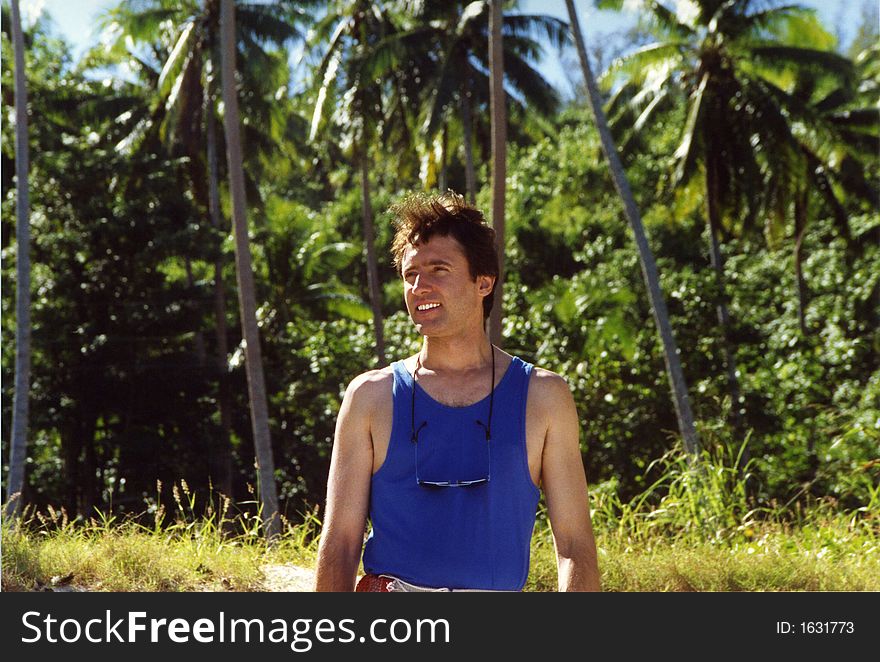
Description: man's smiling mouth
416,303,441,311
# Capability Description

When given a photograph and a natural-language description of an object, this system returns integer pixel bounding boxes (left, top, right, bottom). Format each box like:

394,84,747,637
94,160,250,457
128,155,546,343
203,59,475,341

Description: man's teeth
417,303,440,311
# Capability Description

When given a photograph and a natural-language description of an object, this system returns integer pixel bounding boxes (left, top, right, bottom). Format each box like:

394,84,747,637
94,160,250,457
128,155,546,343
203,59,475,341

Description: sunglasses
411,346,495,488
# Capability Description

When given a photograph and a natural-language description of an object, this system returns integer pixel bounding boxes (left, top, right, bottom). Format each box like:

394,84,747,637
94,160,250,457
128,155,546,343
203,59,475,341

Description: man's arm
536,371,601,592
314,373,378,591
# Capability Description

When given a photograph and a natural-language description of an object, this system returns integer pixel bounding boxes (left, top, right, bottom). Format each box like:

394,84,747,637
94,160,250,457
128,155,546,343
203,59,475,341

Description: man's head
390,192,499,322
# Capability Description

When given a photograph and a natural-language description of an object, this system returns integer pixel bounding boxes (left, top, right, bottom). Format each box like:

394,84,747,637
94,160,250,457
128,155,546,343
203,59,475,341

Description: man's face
401,234,493,338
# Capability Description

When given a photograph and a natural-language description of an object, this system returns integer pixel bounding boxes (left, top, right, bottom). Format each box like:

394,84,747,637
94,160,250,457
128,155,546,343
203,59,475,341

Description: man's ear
476,275,495,297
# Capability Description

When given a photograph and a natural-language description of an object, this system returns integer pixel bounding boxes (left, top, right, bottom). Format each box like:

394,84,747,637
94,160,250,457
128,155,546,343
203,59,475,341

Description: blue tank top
362,356,540,590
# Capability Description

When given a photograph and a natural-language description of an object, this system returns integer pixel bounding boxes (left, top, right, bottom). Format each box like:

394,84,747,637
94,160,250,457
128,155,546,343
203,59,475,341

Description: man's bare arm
314,374,378,591
537,371,601,592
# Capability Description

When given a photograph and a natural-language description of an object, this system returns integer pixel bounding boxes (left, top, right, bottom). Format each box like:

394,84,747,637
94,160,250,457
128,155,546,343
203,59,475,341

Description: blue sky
23,0,872,96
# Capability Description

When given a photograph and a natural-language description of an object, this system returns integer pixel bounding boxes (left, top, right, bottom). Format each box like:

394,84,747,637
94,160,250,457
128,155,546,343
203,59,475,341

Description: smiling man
314,192,600,592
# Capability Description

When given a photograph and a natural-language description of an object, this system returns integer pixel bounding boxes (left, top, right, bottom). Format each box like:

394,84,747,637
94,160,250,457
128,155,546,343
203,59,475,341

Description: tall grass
2,481,320,592
526,442,879,591
4,446,877,592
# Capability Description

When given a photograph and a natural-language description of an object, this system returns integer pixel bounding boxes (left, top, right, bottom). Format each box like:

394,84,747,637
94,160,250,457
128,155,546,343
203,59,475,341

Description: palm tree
487,0,507,348
763,45,879,336
5,0,31,517
382,0,566,345
307,1,567,356
565,0,699,455
117,0,229,489
414,0,568,203
204,82,234,493
307,0,407,366
600,0,856,438
219,0,279,540
99,0,304,498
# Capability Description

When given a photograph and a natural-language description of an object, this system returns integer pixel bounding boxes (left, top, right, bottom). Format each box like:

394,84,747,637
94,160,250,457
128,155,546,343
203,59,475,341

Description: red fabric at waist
355,574,393,592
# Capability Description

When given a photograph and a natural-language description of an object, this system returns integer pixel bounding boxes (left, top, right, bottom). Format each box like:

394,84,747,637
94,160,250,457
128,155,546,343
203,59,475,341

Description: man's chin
411,320,441,336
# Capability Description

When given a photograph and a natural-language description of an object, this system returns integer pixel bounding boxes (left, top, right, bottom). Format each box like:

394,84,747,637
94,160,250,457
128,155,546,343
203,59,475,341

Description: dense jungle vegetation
2,1,877,554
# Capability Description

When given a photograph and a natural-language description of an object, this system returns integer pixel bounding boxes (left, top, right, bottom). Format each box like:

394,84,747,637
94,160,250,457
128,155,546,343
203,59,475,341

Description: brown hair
390,191,499,319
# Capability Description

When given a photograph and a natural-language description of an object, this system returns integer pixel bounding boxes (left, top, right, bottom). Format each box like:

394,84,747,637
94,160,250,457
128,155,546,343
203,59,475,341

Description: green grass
525,445,879,591
2,482,320,592
4,448,878,592
526,519,879,591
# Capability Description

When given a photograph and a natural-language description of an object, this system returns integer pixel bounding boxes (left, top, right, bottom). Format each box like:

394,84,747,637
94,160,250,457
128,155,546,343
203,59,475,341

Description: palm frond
358,28,411,81
828,108,880,132
456,0,489,38
603,42,687,88
672,72,708,188
812,86,853,114
306,10,346,50
157,20,196,96
747,44,855,83
237,30,277,80
101,5,179,43
597,0,693,38
236,4,304,47
501,14,570,51
633,87,669,132
309,16,350,91
423,45,465,138
739,5,834,50
501,49,559,117
501,34,543,63
309,48,342,141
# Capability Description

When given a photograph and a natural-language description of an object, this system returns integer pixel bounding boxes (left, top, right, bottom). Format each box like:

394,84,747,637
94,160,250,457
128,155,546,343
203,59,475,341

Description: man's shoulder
346,366,395,401
527,365,575,406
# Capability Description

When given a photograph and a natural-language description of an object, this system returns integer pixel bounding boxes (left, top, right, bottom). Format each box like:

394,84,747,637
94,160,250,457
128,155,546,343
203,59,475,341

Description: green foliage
2,3,877,537
498,101,878,508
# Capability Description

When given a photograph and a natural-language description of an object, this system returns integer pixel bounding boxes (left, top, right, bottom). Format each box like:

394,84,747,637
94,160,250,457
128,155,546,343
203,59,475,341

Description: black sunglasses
411,346,495,487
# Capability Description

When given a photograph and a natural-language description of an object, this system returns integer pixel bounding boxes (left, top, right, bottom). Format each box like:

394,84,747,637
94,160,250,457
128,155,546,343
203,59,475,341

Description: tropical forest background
1,0,878,589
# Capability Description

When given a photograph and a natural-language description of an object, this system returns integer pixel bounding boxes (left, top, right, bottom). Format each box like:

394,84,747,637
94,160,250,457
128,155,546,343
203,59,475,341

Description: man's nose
413,274,431,293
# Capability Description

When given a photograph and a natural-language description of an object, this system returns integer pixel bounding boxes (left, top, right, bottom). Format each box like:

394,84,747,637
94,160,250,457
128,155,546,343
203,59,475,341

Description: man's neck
418,332,493,373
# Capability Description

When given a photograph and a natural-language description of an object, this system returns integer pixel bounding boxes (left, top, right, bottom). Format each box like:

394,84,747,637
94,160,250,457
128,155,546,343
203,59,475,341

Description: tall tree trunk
705,148,745,443
219,0,280,541
61,415,82,516
184,257,207,366
794,187,811,337
6,0,32,518
459,61,477,205
358,140,387,365
438,123,448,192
565,0,700,455
81,412,98,516
487,0,507,348
60,382,97,517
206,79,234,499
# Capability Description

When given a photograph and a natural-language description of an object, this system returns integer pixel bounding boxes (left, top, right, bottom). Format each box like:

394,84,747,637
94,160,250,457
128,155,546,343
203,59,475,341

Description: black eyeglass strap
412,353,425,443
411,421,426,444
475,345,495,442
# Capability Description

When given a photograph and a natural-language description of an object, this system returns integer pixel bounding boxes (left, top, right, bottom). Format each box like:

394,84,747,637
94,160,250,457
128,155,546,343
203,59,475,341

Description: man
314,192,600,592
